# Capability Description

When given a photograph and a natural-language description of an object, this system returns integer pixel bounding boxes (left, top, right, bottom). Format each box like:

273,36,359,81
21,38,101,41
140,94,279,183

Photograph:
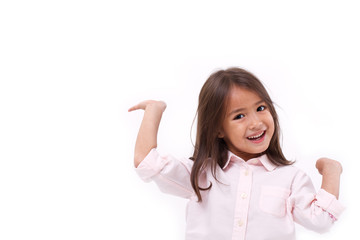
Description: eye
257,105,266,112
234,114,245,120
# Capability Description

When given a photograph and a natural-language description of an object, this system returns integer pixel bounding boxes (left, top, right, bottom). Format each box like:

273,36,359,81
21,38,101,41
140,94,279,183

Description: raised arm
316,158,343,199
128,100,167,167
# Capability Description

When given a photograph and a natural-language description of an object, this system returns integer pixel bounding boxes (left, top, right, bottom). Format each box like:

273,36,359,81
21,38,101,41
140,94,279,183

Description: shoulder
276,165,317,193
274,164,309,180
275,164,299,173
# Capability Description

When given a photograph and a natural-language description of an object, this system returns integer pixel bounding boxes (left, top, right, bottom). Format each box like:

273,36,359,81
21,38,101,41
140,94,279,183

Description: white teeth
247,131,264,139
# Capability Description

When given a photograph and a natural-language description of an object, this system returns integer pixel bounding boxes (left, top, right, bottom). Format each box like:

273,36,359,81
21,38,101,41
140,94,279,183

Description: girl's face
218,86,275,161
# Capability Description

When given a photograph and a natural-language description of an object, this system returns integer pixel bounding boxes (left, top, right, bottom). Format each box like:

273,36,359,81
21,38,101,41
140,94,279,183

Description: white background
0,0,359,239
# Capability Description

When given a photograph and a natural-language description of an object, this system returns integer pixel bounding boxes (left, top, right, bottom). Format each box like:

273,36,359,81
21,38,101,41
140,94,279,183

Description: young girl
129,67,344,240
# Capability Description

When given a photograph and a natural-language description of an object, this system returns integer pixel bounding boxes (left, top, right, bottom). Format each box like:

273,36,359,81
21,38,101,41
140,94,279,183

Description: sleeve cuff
134,148,168,182
315,189,345,220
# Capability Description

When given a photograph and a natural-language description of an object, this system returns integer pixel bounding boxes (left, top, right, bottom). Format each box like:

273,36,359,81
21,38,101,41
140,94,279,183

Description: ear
218,129,225,138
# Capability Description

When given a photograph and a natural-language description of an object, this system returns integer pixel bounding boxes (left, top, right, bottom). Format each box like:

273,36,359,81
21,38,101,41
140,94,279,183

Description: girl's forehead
227,86,263,105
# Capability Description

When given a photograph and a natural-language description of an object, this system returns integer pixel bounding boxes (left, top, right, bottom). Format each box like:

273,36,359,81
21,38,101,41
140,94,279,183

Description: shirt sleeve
135,148,195,199
288,169,345,233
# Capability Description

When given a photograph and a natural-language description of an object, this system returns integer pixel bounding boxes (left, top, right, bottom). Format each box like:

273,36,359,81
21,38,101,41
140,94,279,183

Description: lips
247,131,266,142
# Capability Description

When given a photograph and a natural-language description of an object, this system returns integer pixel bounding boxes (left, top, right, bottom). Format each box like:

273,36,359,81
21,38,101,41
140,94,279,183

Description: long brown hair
191,67,293,202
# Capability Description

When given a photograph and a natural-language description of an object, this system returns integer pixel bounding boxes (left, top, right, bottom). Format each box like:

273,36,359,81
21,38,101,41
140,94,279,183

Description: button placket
232,164,252,240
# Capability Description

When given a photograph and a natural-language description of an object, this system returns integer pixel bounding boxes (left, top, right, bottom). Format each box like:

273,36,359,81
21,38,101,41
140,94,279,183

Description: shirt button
244,170,249,176
241,193,247,199
238,220,244,227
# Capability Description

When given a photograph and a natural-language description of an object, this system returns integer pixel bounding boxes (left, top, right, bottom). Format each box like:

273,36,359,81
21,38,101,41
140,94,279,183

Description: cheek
232,125,247,141
268,118,275,137
264,114,275,133
225,123,246,140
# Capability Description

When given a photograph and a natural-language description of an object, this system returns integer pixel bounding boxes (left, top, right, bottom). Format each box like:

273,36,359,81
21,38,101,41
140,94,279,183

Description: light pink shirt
135,149,344,240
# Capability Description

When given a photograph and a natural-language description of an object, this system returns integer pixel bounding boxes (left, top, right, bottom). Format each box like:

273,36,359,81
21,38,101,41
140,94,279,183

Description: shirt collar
222,151,277,171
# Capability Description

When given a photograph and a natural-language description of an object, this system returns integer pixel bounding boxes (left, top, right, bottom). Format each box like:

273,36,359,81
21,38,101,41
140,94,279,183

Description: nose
248,112,262,130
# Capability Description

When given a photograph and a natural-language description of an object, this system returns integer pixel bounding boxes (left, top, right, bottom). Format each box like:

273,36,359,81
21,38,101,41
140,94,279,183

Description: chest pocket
259,186,290,217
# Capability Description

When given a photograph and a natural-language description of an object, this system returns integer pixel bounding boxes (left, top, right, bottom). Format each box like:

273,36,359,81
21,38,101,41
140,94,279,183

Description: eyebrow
228,100,265,116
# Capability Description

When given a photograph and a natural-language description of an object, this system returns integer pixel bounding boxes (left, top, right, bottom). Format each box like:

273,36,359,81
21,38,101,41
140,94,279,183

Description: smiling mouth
247,131,266,141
